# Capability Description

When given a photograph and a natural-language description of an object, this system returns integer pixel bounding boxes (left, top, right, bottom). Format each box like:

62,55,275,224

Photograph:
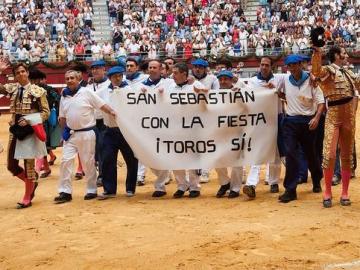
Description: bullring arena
0,112,360,269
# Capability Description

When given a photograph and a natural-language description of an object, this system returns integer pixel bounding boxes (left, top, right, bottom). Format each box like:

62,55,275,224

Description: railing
5,45,360,64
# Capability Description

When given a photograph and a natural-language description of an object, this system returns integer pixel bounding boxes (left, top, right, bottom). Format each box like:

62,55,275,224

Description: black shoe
228,190,239,198
54,192,72,204
323,198,332,208
152,191,167,197
75,172,85,180
332,175,341,186
278,190,297,203
137,180,145,186
84,193,97,200
243,185,256,199
96,176,103,187
340,197,351,206
312,185,322,193
297,178,307,184
351,170,356,179
216,183,230,198
16,202,32,209
270,184,279,193
173,190,185,198
189,190,200,198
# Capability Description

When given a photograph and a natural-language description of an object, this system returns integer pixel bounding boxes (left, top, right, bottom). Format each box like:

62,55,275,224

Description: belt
104,125,118,129
63,125,96,141
74,126,96,132
328,96,353,107
284,115,314,124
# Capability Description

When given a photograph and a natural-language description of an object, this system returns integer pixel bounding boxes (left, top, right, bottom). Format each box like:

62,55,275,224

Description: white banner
110,87,278,170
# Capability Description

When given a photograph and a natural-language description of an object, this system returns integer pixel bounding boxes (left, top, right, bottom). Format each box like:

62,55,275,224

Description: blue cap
284,55,303,65
91,60,106,68
191,58,209,67
107,66,125,77
299,55,311,62
217,70,234,79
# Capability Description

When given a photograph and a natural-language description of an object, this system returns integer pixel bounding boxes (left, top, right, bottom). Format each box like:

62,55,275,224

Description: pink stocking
323,168,333,199
341,169,351,199
21,179,35,205
35,158,44,173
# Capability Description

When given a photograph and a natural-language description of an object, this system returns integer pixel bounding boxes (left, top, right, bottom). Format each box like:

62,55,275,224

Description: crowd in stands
0,0,95,62
1,0,360,62
108,0,360,59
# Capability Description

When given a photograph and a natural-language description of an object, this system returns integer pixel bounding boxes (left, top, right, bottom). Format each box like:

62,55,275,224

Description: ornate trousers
322,101,356,171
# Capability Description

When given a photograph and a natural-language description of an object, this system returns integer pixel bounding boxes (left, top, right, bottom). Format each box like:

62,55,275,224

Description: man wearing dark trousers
97,66,138,199
89,60,111,187
278,55,325,203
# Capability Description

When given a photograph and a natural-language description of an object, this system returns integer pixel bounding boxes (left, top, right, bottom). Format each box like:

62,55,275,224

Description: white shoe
200,172,209,183
97,192,116,200
126,191,135,197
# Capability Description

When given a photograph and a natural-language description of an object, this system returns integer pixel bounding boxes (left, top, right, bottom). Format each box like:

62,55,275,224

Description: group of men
0,42,359,208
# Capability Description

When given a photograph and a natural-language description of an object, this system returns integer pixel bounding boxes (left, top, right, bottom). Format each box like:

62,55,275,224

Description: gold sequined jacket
312,50,360,102
0,83,50,124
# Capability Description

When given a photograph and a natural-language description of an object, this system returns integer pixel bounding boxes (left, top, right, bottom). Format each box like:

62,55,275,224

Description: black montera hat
28,68,46,80
311,27,326,47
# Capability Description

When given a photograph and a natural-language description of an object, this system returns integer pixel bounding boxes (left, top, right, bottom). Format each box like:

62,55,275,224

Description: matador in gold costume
0,61,49,209
312,46,360,208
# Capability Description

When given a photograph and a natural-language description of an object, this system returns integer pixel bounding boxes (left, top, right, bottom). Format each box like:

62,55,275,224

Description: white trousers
137,161,146,177
240,39,248,55
153,169,200,192
58,131,97,194
246,154,281,186
217,167,243,192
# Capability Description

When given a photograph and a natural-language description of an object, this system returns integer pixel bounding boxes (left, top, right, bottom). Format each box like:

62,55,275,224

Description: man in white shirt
128,38,140,54
102,41,113,59
165,38,176,57
215,70,244,198
242,56,283,200
191,58,220,183
97,66,138,199
238,27,249,56
16,44,29,61
155,62,202,198
91,41,102,60
136,60,174,197
88,60,111,187
54,70,116,203
125,58,149,186
278,55,325,203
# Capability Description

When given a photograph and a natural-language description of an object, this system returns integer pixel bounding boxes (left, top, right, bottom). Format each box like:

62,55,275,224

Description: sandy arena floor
0,114,360,270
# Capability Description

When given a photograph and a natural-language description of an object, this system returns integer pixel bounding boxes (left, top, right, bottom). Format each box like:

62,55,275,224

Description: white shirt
103,43,113,54
169,80,205,92
59,87,106,130
91,44,101,54
248,74,284,113
196,74,220,90
96,84,130,127
281,75,324,116
87,78,111,119
128,42,140,53
165,42,176,56
125,72,149,87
